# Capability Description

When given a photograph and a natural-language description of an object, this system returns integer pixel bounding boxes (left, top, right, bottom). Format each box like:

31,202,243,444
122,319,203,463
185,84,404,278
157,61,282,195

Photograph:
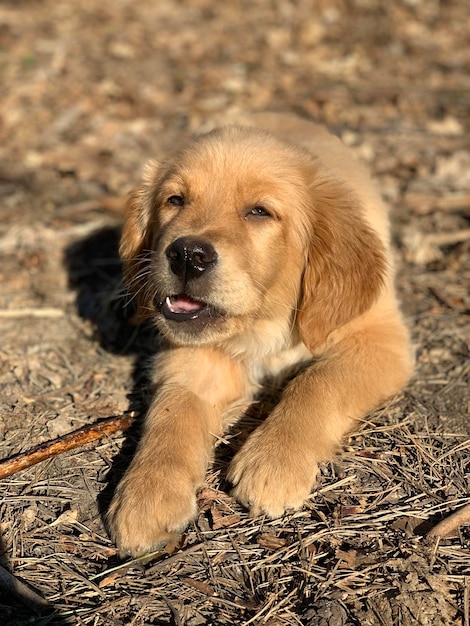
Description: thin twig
0,308,65,319
0,413,135,479
464,577,470,626
161,595,184,626
145,542,205,576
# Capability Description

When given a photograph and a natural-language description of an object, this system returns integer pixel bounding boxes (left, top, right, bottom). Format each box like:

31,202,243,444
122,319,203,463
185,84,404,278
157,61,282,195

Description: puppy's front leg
229,316,413,517
108,347,247,556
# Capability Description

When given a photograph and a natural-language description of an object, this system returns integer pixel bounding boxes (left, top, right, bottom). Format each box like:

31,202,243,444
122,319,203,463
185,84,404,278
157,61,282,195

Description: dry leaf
257,533,289,550
181,577,214,596
50,509,78,527
209,506,241,530
336,548,357,569
98,572,121,588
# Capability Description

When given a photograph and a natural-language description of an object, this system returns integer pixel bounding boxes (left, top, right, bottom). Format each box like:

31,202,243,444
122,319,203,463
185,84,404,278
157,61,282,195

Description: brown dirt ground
0,0,469,624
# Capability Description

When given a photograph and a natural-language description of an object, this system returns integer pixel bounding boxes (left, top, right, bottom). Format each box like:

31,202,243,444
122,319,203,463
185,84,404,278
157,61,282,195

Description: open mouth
159,294,223,323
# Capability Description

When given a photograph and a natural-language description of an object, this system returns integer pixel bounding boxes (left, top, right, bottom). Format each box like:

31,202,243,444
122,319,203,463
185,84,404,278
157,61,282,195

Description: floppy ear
297,180,387,352
119,161,159,321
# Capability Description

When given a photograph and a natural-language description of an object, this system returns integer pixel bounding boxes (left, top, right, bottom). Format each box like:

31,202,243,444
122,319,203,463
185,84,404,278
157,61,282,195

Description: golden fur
108,113,413,556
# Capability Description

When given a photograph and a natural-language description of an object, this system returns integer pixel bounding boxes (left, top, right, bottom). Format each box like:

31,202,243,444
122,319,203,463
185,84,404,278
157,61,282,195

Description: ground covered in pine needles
0,1,469,624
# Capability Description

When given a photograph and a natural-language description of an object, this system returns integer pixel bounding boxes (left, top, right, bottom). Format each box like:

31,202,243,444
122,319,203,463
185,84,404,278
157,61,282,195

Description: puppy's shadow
64,226,165,521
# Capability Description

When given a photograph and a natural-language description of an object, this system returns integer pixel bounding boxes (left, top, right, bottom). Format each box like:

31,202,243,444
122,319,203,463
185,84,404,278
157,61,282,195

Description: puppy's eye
166,195,185,207
246,206,272,219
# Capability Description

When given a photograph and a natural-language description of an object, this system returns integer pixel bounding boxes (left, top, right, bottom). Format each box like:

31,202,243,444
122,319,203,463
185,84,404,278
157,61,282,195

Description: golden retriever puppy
107,113,413,556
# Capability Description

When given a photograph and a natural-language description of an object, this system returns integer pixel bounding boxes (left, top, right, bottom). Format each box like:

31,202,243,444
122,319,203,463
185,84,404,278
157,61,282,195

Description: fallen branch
0,413,134,480
427,502,470,538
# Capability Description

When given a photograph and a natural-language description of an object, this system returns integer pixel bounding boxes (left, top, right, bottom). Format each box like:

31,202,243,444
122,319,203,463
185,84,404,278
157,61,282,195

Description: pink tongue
168,295,204,313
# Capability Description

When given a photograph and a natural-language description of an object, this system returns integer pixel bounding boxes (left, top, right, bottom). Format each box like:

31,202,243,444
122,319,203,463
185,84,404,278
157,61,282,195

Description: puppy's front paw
227,430,318,518
107,465,198,556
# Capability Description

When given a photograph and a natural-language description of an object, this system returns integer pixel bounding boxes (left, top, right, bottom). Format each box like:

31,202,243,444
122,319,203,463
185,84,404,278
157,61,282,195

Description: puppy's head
120,126,309,348
121,125,386,353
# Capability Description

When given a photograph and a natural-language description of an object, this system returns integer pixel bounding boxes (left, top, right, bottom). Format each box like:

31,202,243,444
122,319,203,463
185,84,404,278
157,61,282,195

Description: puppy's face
121,127,311,347
121,126,386,352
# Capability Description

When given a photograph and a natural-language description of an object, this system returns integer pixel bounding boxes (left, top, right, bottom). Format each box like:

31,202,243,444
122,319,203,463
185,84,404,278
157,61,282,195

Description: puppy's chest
248,342,313,388
221,343,313,432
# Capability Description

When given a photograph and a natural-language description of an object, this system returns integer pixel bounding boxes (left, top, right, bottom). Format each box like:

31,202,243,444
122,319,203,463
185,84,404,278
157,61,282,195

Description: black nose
165,237,218,282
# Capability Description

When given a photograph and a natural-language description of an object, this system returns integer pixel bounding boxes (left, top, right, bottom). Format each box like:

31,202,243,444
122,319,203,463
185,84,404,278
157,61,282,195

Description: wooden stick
0,414,134,480
427,502,470,538
0,307,65,319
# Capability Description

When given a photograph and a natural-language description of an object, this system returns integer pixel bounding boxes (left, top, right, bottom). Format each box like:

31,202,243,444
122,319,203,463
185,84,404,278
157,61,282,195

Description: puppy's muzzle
166,237,218,284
